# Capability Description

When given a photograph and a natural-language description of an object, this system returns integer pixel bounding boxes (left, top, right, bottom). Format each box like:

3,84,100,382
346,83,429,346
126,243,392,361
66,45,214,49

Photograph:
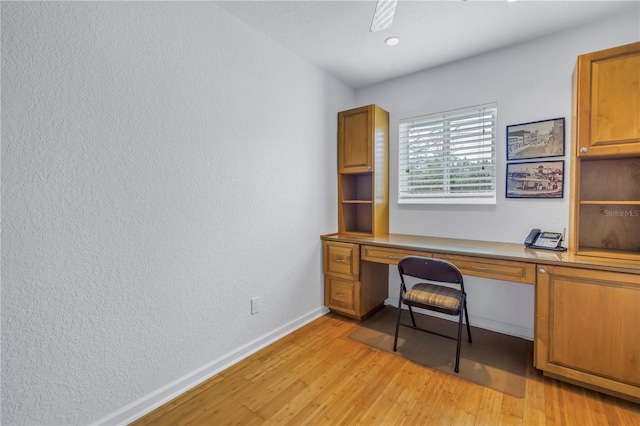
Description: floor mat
348,306,530,398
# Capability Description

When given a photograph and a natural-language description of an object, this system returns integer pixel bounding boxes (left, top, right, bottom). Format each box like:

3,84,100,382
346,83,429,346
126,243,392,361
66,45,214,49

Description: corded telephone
524,229,567,251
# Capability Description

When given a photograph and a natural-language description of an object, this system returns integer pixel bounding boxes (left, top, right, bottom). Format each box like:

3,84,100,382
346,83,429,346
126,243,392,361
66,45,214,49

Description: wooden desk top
321,233,640,275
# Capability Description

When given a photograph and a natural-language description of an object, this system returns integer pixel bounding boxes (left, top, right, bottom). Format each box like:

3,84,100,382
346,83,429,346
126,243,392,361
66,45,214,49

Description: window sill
398,196,497,205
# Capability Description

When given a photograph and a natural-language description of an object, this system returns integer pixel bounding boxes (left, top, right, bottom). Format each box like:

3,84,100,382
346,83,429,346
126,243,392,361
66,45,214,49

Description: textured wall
1,2,352,424
356,11,640,339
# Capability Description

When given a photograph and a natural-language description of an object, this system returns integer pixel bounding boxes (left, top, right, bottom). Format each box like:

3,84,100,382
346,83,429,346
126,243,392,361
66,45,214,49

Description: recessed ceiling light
385,36,400,46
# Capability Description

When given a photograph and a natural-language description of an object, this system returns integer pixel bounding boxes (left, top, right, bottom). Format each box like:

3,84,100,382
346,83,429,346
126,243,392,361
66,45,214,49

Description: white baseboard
91,306,329,426
384,298,533,341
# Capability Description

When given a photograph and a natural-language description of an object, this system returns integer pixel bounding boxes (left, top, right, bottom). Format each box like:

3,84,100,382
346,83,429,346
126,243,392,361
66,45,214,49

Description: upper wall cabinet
338,105,388,173
574,42,640,158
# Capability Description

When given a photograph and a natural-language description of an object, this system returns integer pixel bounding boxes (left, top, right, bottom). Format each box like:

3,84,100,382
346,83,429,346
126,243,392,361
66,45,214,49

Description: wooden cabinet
570,43,640,261
325,104,389,318
551,43,640,402
337,105,389,236
323,241,360,317
574,42,640,158
323,241,387,320
338,106,373,173
535,264,640,402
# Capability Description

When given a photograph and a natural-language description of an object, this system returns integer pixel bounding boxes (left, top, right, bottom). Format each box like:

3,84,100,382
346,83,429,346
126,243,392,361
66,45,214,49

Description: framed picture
506,160,564,199
507,117,565,161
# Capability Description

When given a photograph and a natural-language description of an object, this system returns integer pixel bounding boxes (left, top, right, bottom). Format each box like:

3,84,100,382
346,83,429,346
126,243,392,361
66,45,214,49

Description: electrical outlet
251,297,260,315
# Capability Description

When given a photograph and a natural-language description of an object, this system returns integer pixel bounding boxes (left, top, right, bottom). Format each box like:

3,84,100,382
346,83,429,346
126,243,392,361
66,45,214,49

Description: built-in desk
321,233,640,403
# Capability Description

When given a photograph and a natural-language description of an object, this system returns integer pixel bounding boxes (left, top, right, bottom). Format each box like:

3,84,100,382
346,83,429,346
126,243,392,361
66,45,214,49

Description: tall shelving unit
534,42,640,404
569,41,640,260
322,104,389,320
337,104,389,236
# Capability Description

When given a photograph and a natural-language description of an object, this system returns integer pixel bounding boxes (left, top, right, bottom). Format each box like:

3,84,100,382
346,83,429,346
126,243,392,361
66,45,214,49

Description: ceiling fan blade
370,0,398,32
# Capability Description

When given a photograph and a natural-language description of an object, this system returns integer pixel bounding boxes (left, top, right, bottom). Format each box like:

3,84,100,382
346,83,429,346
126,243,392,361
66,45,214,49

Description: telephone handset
524,229,567,251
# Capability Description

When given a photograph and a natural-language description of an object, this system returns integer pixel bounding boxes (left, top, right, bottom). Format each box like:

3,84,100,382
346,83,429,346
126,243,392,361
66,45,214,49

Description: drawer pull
387,255,401,259
471,266,488,271
539,268,546,273
334,258,346,263
336,293,347,297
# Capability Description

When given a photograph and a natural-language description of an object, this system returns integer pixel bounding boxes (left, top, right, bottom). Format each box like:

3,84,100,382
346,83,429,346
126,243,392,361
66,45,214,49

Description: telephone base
525,245,567,252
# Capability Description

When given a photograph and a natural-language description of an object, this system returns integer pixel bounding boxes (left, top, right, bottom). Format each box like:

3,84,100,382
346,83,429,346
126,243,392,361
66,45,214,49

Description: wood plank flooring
131,313,640,425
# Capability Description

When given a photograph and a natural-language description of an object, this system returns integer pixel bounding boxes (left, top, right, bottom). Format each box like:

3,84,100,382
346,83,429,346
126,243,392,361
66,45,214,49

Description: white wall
355,11,639,341
1,2,353,425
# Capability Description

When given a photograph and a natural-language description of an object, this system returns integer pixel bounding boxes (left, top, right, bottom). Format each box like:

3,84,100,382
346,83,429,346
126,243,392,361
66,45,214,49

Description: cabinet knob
368,166,371,170
538,268,546,273
580,147,588,153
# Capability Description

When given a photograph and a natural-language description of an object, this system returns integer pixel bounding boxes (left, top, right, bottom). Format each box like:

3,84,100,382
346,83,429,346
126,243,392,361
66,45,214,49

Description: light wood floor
132,312,640,425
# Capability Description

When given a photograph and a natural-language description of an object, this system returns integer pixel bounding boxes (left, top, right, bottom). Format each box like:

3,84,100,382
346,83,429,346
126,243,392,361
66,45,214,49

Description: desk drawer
324,276,360,316
433,253,535,285
361,245,431,265
323,241,359,279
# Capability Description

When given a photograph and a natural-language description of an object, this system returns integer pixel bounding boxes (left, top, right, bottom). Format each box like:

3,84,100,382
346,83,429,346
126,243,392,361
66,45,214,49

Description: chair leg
455,311,463,373
393,284,405,352
408,306,417,327
464,299,472,343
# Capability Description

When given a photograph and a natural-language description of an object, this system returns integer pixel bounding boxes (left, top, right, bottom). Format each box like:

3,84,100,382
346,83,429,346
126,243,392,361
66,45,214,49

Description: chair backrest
398,256,464,289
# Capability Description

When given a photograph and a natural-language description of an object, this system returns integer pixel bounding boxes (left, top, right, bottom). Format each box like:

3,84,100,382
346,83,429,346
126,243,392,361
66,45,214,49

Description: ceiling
215,0,639,89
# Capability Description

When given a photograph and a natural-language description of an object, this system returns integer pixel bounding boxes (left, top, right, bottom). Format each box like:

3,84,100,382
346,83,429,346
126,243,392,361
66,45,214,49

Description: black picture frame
506,117,565,161
506,160,564,199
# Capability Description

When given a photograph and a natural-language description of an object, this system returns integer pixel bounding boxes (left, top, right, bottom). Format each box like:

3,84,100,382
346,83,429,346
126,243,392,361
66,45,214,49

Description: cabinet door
338,105,372,173
575,42,640,157
536,265,640,400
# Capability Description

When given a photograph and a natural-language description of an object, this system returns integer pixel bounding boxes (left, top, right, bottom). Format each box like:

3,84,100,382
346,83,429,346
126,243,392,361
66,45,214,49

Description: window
398,103,497,204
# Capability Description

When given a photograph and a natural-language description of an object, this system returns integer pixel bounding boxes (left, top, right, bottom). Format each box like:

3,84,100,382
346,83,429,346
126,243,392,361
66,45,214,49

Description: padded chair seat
405,283,461,310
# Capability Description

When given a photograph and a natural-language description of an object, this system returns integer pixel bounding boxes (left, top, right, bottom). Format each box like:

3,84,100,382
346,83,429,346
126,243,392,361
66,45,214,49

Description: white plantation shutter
398,103,497,204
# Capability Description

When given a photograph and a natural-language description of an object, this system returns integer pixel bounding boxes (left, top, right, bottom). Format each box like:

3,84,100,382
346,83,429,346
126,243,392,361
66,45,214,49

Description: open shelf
340,203,373,234
576,158,639,257
340,173,373,202
580,158,640,202
578,204,639,253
